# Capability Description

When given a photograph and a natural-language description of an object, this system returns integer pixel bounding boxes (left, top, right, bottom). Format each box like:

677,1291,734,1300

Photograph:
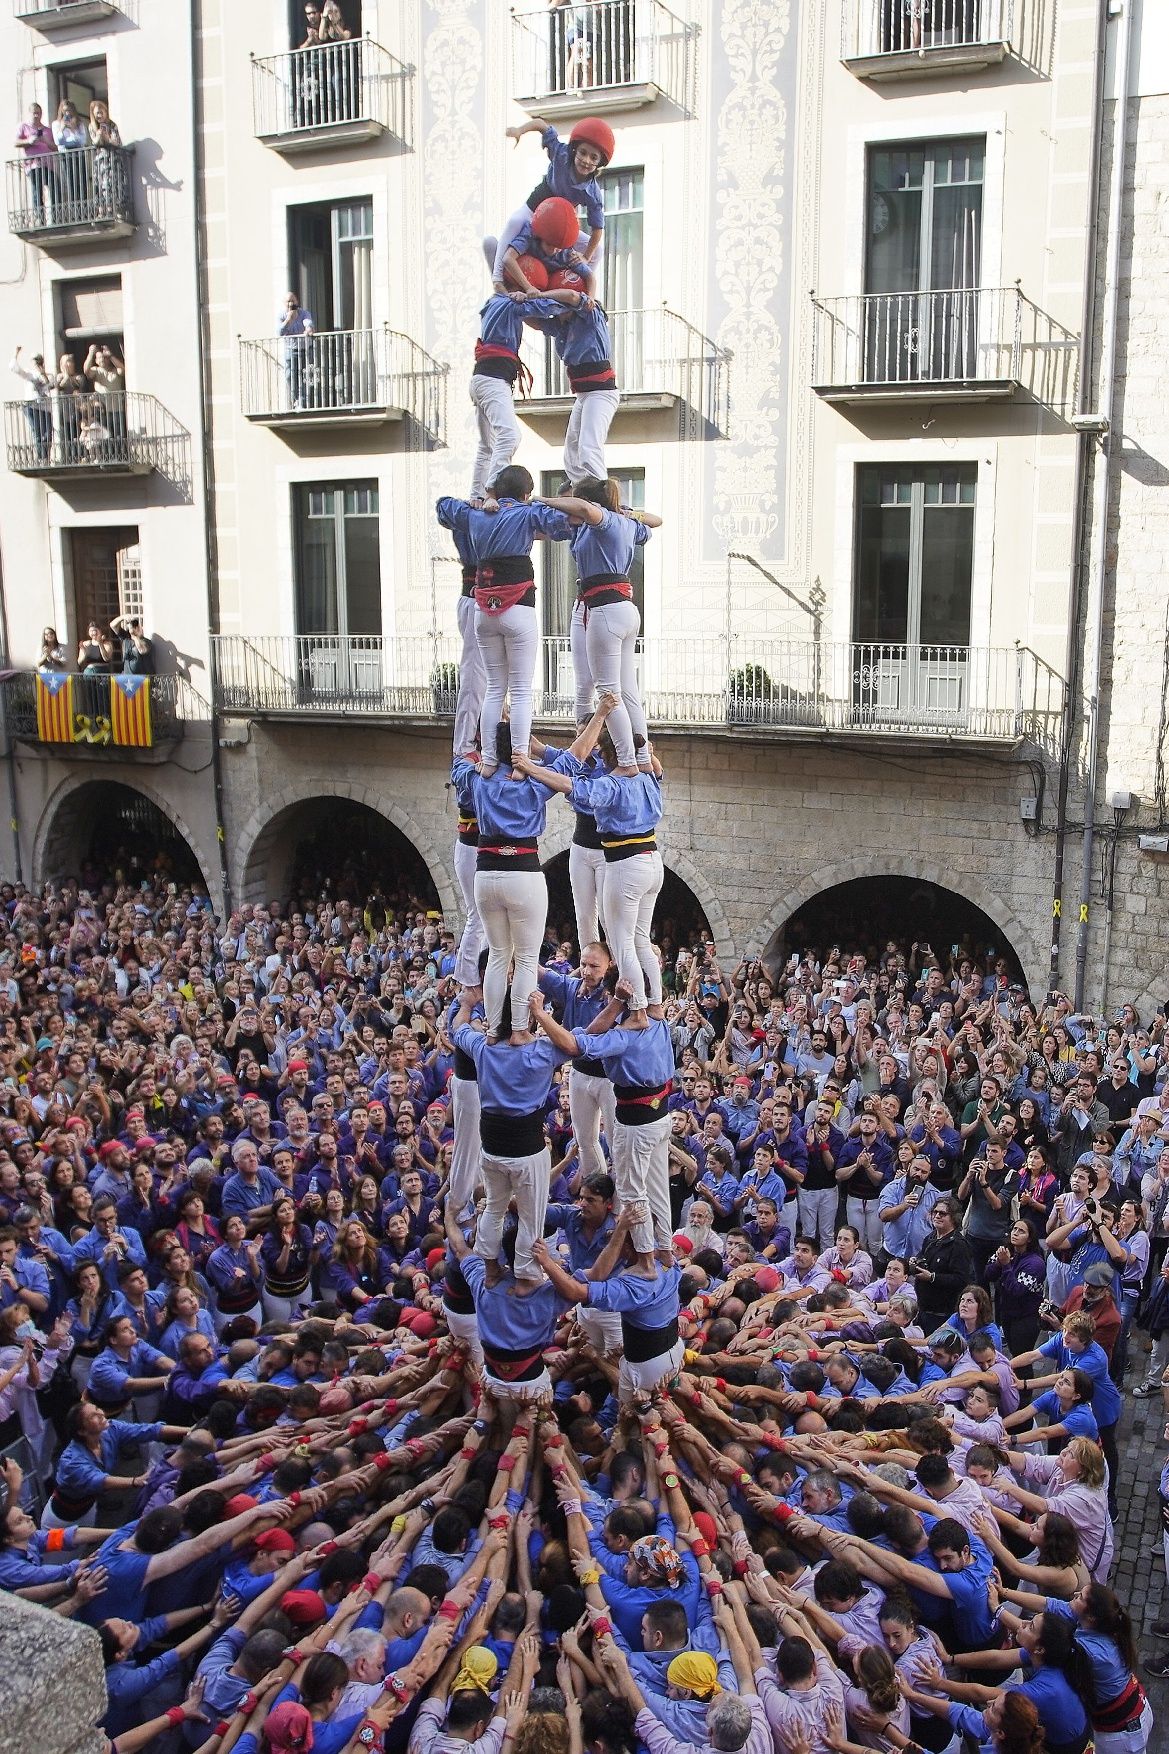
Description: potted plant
727,662,776,724
431,660,459,715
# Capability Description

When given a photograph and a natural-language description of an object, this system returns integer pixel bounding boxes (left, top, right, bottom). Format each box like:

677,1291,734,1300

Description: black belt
602,832,657,863
453,1046,478,1082
476,842,541,872
622,1315,680,1362
482,1345,545,1383
476,555,534,586
460,566,477,597
480,1107,545,1156
614,1080,673,1125
578,572,632,610
575,1055,607,1079
572,811,603,850
457,814,479,846
567,359,617,393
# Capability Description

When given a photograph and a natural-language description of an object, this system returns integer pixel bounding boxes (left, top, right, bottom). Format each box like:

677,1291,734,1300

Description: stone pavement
1117,1359,1169,1724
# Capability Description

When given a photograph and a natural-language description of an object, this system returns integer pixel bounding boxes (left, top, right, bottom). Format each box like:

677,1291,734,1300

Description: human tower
434,115,682,1405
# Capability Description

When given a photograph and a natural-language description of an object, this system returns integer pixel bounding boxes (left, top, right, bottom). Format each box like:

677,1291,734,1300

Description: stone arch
34,774,218,899
746,856,1045,995
539,822,736,962
235,783,459,920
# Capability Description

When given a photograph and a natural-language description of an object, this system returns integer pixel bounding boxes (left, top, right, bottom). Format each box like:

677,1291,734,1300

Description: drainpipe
1074,0,1134,1010
1049,0,1112,994
189,0,233,920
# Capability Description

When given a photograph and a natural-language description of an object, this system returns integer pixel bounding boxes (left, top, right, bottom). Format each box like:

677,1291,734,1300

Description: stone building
0,0,1165,1010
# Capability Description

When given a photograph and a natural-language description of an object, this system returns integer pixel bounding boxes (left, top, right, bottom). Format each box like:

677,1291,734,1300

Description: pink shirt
757,1653,845,1754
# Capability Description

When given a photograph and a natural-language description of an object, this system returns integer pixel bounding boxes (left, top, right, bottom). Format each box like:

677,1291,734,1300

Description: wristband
705,1577,723,1597
773,1502,794,1523
714,1377,727,1393
319,1540,338,1556
578,1566,601,1585
284,1648,306,1666
497,1455,517,1473
215,1723,230,1738
359,1720,386,1753
403,1438,426,1461
591,1616,612,1638
683,1348,701,1364
807,1348,819,1362
689,1535,709,1558
460,1447,478,1461
166,1708,186,1727
257,1452,275,1471
512,1422,531,1439
438,1600,462,1621
363,1572,383,1593
45,1528,66,1553
544,1433,564,1450
385,1397,400,1415
374,1452,393,1472
390,1514,407,1536
240,1694,257,1716
738,1470,752,1487
733,1558,750,1577
561,1497,582,1518
287,1491,302,1508
348,1419,369,1437
488,1513,510,1531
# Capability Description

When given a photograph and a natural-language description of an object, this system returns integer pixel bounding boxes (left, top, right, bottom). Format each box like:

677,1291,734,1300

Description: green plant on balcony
726,663,777,724
431,661,459,715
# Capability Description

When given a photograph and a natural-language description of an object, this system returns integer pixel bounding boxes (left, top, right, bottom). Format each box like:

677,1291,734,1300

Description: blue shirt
55,1418,163,1504
461,1253,571,1352
451,1025,569,1118
71,1225,148,1292
539,125,605,228
572,1019,675,1092
878,1176,945,1258
435,496,571,562
0,1527,81,1593
452,759,555,846
88,1340,172,1406
540,967,611,1042
570,771,663,838
1037,1336,1121,1428
545,1201,616,1273
568,507,649,582
475,290,577,353
587,1264,681,1333
221,1165,282,1217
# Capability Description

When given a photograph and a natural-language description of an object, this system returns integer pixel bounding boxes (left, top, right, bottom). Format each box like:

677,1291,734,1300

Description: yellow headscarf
667,1652,722,1698
452,1645,499,1696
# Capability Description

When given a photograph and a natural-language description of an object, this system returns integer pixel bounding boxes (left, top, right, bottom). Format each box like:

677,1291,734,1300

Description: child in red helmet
485,115,615,292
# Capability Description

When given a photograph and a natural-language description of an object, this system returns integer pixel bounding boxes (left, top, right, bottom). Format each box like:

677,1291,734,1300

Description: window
69,528,141,640
52,57,108,115
601,168,643,313
540,468,646,698
294,482,382,697
288,200,373,331
854,464,976,648
57,275,124,379
863,139,984,382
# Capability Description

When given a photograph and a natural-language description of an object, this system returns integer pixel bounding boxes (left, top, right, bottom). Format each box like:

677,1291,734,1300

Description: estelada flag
35,672,75,743
109,673,153,747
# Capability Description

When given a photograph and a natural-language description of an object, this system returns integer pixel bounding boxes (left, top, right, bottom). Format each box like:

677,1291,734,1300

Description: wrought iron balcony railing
510,0,694,116
251,39,411,150
810,286,1078,408
519,306,729,431
7,144,134,242
239,327,447,437
5,393,188,480
211,634,1065,751
1,670,199,749
842,0,1013,74
15,0,125,29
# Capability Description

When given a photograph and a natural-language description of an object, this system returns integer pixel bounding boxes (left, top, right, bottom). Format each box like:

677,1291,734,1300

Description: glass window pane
919,504,975,645
296,500,339,633
854,470,910,644
342,513,382,636
602,167,643,313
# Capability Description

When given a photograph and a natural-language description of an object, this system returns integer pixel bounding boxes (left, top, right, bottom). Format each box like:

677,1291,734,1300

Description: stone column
0,1594,107,1754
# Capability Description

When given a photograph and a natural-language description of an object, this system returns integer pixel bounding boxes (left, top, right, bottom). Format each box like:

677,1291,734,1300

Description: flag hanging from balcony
109,674,153,748
35,672,76,744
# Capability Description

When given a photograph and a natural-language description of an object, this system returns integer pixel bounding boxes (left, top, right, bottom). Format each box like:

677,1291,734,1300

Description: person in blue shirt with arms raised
486,116,613,288
538,938,616,1183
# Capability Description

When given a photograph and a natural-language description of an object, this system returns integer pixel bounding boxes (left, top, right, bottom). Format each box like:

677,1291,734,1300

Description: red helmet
530,197,580,252
548,267,586,294
505,253,550,292
569,117,615,166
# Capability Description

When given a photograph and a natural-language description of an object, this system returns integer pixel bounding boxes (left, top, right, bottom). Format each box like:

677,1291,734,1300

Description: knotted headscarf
452,1645,499,1696
631,1534,684,1588
667,1651,722,1698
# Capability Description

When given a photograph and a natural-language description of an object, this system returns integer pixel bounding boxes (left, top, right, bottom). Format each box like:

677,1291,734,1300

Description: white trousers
453,835,485,988
570,597,646,768
449,1072,482,1212
845,1196,884,1256
617,1337,685,1404
577,1306,624,1356
613,1112,673,1254
445,1305,485,1373
469,374,519,503
476,601,538,770
797,1187,839,1251
474,867,547,1036
475,1142,550,1283
212,1300,260,1337
564,388,620,485
481,1364,553,1403
262,1287,310,1325
490,211,592,285
569,842,606,951
1095,1703,1154,1754
602,852,663,1009
569,1068,616,1180
454,591,487,760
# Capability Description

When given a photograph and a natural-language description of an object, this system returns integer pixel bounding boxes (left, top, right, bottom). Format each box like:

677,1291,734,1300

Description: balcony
810,287,1078,409
5,393,188,481
511,0,695,118
841,0,1013,78
519,307,729,432
239,328,447,440
1,671,198,753
7,145,135,245
252,39,411,153
211,634,1064,752
15,0,124,29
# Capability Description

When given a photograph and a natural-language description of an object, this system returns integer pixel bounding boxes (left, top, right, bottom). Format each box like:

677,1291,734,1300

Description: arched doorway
37,779,207,891
242,796,442,915
542,851,715,957
762,874,1029,987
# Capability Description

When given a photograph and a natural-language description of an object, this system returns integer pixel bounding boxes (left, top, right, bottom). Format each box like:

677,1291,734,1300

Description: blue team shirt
435,497,571,562
539,126,605,229
586,1263,681,1332
452,759,554,844
569,771,662,838
451,1025,569,1116
476,290,576,353
569,508,649,582
572,1018,674,1090
461,1253,571,1351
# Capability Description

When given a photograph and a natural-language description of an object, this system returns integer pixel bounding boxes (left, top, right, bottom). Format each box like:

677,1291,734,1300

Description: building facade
0,0,1165,1011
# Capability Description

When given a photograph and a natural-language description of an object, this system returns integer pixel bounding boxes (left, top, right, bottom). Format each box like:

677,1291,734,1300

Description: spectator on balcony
37,629,67,674
295,5,326,129
9,347,53,465
317,0,357,123
110,615,155,678
55,351,89,463
51,100,89,214
279,295,315,412
87,101,125,220
82,344,126,454
13,104,56,226
77,623,116,677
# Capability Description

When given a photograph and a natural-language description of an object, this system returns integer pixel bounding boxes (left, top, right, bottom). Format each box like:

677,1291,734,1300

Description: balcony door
852,464,976,725
863,139,984,383
288,200,375,408
294,482,382,698
540,468,645,706
70,527,141,640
